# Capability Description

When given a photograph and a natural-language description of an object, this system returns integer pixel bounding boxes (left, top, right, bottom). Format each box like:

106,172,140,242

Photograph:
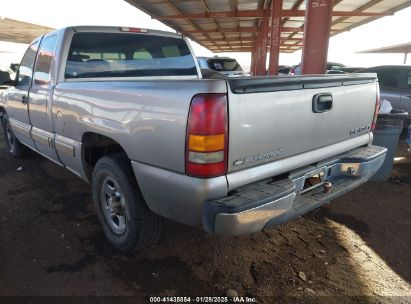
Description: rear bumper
203,145,386,235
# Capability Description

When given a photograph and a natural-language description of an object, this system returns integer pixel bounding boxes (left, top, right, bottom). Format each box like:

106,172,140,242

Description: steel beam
156,10,388,19
181,26,304,34
283,9,388,17
207,43,303,48
207,47,294,52
195,37,303,42
332,0,384,26
157,9,265,19
257,12,270,75
199,0,229,48
301,0,333,74
279,0,304,52
268,0,283,75
160,0,222,51
211,43,303,48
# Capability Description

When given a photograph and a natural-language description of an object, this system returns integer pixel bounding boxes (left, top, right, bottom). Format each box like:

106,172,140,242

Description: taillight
371,84,380,131
186,94,228,178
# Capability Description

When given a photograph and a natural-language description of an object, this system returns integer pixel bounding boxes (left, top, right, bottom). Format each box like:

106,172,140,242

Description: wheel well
82,132,128,181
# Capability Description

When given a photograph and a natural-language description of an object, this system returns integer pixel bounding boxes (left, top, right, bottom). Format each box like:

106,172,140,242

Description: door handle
312,93,333,113
405,95,411,99
21,95,27,104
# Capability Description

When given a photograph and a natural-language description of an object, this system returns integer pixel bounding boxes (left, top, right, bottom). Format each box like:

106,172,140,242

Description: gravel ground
0,129,410,304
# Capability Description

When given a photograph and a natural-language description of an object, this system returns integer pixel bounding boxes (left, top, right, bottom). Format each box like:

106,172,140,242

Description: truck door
374,67,402,109
29,33,62,163
6,39,41,150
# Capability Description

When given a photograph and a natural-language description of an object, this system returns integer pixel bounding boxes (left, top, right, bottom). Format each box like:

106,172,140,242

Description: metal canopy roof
125,0,411,53
0,18,54,44
358,42,411,54
358,41,411,64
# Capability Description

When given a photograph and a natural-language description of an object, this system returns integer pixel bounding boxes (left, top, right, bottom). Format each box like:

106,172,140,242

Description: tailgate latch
312,93,333,113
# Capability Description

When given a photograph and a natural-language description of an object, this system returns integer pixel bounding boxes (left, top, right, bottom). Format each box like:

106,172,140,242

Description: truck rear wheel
2,115,29,158
92,154,163,252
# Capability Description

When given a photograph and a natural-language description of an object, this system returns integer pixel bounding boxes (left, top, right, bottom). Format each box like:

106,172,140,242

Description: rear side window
374,69,400,88
65,32,197,79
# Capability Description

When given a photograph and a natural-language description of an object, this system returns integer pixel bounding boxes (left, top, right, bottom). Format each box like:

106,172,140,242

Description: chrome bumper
203,145,387,235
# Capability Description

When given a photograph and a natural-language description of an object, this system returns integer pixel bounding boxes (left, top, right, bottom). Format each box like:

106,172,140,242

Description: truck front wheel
92,154,163,252
2,115,29,158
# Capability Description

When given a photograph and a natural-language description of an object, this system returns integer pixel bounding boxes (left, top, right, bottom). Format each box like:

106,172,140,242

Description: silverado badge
233,148,283,166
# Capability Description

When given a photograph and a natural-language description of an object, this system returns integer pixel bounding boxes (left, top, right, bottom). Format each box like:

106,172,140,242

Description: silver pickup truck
0,26,386,252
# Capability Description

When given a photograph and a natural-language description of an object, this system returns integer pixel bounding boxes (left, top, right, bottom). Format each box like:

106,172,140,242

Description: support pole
250,45,257,75
268,0,283,75
254,33,262,75
404,52,408,64
301,0,333,74
251,33,260,76
257,13,270,75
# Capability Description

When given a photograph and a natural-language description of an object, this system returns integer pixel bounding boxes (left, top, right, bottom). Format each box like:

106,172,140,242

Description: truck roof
32,25,183,44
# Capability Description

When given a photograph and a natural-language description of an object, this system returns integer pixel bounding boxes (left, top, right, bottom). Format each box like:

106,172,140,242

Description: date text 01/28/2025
149,296,258,303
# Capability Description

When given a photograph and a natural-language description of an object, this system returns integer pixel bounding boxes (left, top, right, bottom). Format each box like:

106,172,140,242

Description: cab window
17,40,40,86
33,35,58,85
65,32,197,78
133,49,153,59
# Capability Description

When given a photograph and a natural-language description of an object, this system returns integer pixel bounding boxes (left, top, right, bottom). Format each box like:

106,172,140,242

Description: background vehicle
0,69,13,90
278,65,292,75
0,26,386,253
359,65,411,126
289,62,346,75
340,67,364,73
197,56,245,77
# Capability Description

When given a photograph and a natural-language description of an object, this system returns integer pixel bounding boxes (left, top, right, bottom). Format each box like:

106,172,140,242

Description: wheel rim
5,122,15,153
100,177,127,235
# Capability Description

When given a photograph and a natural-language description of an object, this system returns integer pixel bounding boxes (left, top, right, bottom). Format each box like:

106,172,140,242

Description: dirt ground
0,129,410,304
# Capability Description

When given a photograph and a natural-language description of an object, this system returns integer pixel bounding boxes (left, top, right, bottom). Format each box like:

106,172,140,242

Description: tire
92,154,163,252
2,115,29,158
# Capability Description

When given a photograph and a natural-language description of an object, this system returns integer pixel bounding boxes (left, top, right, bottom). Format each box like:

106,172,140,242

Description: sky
1,0,411,71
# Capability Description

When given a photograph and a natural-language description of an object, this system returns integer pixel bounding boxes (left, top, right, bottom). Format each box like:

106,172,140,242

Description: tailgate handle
313,93,333,113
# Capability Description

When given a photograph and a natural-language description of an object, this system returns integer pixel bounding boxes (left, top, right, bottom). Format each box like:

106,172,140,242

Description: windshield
207,59,242,72
65,32,197,78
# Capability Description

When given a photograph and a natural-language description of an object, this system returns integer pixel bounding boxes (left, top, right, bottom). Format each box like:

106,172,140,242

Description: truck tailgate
226,75,378,173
